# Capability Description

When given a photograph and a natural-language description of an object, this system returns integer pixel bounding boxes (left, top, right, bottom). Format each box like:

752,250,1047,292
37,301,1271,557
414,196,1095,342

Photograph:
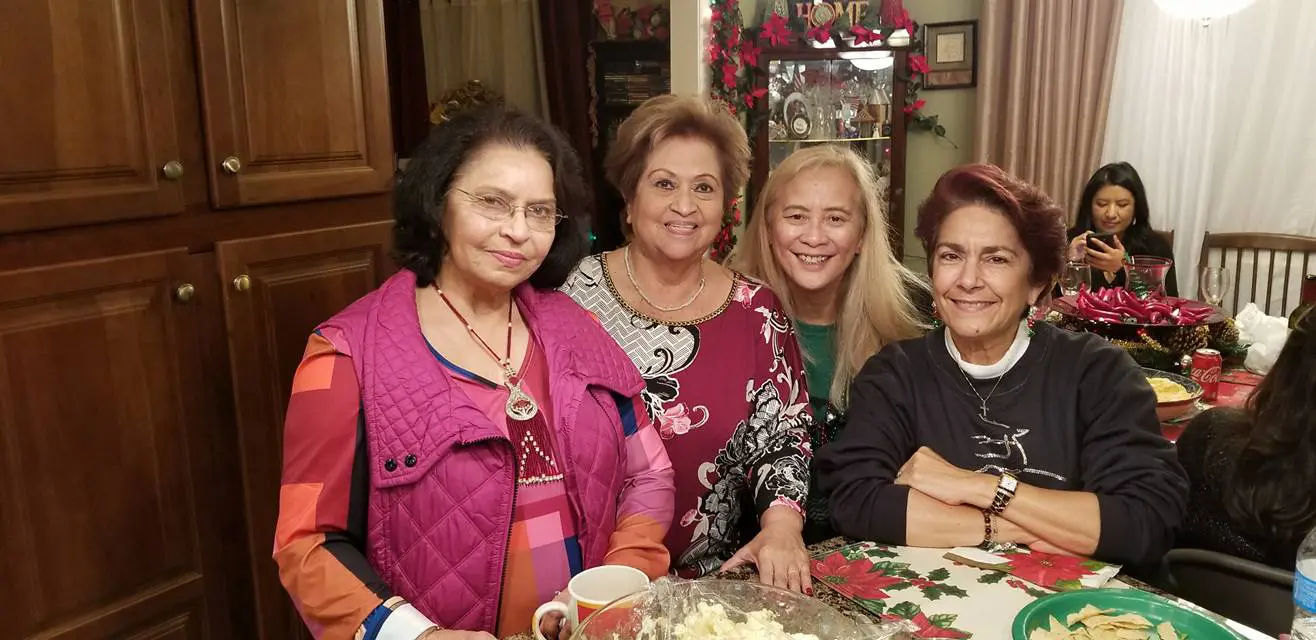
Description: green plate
1012,589,1242,639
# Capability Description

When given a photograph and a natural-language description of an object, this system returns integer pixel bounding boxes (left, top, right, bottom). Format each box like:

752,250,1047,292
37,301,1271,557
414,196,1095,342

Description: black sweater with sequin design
1175,407,1304,569
817,322,1189,567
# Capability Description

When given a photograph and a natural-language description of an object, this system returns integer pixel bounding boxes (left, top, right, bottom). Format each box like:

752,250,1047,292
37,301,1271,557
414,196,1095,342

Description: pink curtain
973,0,1125,221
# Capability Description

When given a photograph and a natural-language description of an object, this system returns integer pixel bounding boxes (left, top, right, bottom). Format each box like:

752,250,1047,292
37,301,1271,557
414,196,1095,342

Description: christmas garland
705,0,950,260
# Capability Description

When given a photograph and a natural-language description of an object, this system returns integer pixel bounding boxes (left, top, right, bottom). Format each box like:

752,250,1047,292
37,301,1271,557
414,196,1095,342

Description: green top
795,321,837,422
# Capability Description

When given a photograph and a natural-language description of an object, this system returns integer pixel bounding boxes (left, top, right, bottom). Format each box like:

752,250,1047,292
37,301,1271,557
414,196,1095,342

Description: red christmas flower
807,19,834,45
743,86,767,108
1004,551,1094,587
909,54,930,74
810,554,905,600
721,61,738,88
903,98,926,114
761,12,792,46
851,25,881,45
739,36,761,67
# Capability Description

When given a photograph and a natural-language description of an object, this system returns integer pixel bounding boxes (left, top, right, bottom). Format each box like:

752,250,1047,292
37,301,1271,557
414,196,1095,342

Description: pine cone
1167,325,1210,355
1211,318,1240,347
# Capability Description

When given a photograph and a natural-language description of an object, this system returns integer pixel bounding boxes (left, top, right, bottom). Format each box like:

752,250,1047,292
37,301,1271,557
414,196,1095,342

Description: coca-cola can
1191,348,1222,401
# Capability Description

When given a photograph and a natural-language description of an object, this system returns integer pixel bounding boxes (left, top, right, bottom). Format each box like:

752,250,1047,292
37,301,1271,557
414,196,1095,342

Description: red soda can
1191,348,1222,401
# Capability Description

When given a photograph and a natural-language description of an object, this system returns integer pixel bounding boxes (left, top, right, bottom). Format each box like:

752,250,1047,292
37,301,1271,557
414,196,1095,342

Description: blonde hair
605,95,751,224
729,145,927,410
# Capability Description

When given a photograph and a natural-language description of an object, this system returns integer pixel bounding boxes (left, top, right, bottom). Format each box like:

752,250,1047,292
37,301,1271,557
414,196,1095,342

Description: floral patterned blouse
562,254,813,576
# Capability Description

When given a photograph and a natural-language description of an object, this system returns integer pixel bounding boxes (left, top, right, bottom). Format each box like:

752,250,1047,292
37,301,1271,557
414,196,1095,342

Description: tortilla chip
1156,621,1178,640
1067,605,1116,627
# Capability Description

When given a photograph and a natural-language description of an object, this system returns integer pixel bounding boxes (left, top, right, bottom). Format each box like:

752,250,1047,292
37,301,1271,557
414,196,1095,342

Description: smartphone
1087,232,1117,250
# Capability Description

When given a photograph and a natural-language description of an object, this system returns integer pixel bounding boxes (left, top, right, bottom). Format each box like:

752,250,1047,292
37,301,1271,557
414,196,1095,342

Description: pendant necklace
433,285,539,421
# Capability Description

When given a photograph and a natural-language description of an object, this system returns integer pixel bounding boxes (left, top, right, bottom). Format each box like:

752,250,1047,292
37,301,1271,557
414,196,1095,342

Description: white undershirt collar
945,320,1031,379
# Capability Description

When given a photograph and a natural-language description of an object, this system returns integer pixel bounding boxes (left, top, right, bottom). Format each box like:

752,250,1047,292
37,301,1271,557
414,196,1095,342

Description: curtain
537,0,595,182
1101,0,1316,304
973,0,1125,220
419,0,546,116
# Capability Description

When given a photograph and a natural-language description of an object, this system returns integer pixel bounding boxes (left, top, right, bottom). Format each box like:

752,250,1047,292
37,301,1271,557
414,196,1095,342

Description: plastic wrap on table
570,577,918,640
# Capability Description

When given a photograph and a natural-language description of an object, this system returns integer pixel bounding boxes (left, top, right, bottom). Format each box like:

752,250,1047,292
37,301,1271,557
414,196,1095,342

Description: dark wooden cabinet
217,222,394,640
0,0,187,234
0,251,209,639
194,0,394,208
587,40,670,252
0,2,397,639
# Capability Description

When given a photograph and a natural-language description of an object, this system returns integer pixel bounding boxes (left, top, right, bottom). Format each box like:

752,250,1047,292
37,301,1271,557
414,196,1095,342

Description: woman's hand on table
894,447,996,508
419,629,496,640
720,505,812,595
536,590,573,640
1085,233,1126,275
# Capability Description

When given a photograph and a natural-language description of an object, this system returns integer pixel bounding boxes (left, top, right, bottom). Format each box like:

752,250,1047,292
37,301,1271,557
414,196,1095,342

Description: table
507,538,1274,639
1161,368,1262,442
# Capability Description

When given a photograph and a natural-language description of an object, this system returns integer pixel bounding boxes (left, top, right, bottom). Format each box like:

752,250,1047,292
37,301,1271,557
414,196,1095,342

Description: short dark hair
393,107,591,289
915,163,1067,287
1074,161,1153,242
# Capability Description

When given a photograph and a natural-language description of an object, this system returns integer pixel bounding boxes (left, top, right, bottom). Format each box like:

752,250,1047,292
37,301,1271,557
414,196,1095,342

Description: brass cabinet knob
162,160,184,180
221,156,243,174
232,274,252,292
174,283,195,302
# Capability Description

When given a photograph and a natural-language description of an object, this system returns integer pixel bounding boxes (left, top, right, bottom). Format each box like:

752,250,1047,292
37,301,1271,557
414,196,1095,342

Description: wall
667,0,980,268
900,0,979,270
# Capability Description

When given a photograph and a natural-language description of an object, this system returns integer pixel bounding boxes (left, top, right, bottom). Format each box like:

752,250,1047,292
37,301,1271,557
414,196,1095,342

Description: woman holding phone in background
1067,162,1179,296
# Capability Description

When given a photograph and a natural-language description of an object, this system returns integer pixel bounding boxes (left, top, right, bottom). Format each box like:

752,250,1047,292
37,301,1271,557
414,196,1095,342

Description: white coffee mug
531,565,649,639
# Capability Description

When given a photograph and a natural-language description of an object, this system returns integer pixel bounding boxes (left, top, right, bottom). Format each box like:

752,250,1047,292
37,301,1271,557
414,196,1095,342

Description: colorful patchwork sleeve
747,295,814,519
604,392,676,578
274,331,435,640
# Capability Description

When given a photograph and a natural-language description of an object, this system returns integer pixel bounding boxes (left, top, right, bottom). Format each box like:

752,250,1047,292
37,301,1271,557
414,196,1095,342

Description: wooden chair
1197,231,1316,316
1154,228,1175,247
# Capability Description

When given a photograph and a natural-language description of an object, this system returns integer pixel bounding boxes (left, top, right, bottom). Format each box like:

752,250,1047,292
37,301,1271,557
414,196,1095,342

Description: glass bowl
572,578,882,640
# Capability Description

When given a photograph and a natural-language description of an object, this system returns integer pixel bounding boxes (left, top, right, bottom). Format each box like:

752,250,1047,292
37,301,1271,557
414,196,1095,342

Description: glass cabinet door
766,51,896,185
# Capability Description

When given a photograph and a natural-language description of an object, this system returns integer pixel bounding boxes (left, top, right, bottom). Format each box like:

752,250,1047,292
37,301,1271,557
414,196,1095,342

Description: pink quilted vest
319,270,645,633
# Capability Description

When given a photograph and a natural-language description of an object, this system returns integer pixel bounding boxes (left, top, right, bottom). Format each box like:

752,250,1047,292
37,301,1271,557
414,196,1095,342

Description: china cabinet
752,45,909,257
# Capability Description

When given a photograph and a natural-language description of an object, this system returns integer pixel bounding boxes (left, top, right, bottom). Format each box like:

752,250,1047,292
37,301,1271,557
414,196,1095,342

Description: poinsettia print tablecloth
810,541,1046,638
807,541,1274,640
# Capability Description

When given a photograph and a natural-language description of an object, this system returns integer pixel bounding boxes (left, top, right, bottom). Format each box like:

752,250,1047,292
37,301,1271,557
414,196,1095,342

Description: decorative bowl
1142,367,1203,422
572,578,875,640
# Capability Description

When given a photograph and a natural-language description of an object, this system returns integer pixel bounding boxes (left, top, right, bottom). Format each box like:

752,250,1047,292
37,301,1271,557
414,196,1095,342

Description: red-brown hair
914,164,1066,286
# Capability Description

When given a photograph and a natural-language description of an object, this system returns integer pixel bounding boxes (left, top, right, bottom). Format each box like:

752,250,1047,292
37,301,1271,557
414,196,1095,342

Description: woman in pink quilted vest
273,107,675,640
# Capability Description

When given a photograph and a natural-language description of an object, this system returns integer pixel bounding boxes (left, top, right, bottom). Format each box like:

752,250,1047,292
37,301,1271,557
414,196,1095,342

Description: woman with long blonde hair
729,145,927,541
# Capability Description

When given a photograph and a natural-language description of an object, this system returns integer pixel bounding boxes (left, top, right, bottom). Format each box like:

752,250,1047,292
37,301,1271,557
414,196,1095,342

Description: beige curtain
973,0,1124,221
419,0,547,116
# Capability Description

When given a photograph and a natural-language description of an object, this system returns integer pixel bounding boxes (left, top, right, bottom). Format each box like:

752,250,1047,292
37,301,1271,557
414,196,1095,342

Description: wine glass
1059,261,1091,297
1199,266,1232,307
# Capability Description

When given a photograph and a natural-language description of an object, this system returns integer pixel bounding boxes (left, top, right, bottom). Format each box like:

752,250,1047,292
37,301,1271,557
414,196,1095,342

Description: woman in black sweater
1175,309,1316,568
1068,162,1179,297
818,164,1188,568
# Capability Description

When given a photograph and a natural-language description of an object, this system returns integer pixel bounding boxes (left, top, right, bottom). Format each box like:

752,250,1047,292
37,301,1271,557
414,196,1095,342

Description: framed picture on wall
922,20,978,90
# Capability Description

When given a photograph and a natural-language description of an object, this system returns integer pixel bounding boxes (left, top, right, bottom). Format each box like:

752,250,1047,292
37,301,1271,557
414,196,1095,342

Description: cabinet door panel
0,0,185,233
217,222,393,640
0,250,206,639
194,0,394,208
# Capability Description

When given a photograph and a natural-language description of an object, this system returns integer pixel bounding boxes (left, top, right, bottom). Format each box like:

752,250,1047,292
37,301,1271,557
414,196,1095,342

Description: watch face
1000,474,1018,491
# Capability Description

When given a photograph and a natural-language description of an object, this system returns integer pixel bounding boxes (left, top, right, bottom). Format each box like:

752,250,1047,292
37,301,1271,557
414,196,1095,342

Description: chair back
1164,548,1294,637
1197,231,1316,316
1154,228,1175,248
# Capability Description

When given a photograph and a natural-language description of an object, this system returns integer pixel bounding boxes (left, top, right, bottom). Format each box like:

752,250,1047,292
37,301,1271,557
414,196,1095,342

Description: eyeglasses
450,187,565,232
